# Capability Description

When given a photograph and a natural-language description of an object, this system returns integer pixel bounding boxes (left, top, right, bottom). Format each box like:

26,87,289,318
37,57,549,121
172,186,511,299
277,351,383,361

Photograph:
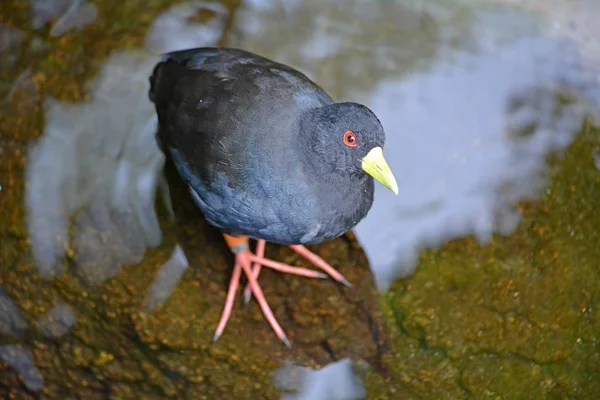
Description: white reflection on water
25,2,227,284
145,1,229,53
0,285,27,337
360,35,598,290
25,53,166,282
30,0,98,37
229,0,600,290
0,345,45,391
144,245,190,311
273,359,366,400
35,303,77,338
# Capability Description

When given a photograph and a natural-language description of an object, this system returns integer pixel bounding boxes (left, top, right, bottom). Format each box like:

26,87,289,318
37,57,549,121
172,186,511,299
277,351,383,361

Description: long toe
244,239,266,305
288,244,353,288
237,250,291,347
213,260,243,342
247,254,328,279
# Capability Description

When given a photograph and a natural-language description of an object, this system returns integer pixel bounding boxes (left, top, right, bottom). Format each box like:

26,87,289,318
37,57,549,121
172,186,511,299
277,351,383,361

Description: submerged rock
381,124,600,398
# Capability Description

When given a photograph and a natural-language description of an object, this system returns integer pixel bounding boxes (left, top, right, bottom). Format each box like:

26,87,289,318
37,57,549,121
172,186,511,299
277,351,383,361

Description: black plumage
149,47,386,245
148,47,397,345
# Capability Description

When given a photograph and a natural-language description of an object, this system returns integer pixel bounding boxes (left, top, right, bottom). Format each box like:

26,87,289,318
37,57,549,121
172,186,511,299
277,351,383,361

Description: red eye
343,131,357,147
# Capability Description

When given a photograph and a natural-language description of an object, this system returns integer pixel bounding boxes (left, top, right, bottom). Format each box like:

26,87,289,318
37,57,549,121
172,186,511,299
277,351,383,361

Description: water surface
1,0,599,398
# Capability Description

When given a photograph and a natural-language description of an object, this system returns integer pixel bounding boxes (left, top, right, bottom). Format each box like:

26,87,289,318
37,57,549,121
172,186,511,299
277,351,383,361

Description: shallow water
226,0,600,290
1,0,599,398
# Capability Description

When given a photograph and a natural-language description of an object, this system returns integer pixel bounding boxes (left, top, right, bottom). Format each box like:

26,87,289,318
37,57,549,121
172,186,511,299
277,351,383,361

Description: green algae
376,121,600,398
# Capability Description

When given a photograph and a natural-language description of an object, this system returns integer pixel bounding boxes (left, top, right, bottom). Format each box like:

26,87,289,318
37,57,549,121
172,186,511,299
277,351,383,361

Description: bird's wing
147,47,333,240
148,46,333,188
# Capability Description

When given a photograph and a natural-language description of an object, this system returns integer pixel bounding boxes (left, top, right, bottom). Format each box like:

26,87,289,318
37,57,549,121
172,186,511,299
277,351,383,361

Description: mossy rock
379,122,600,399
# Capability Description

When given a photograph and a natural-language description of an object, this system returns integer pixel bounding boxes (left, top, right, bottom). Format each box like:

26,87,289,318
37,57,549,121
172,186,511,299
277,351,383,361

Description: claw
213,244,288,345
288,244,353,287
243,241,352,304
216,235,353,346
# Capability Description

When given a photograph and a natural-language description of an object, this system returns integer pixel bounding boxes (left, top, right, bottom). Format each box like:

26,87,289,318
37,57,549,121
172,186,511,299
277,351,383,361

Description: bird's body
150,47,374,245
149,47,397,346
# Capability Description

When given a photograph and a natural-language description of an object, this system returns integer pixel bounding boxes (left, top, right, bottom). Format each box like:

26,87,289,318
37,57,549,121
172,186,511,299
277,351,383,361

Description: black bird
149,47,398,347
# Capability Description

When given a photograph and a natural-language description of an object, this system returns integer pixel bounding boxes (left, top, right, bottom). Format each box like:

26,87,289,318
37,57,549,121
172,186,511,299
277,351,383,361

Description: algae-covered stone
383,123,600,398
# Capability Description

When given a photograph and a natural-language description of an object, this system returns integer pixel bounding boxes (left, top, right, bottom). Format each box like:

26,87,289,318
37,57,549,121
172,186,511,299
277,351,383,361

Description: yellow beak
361,146,398,195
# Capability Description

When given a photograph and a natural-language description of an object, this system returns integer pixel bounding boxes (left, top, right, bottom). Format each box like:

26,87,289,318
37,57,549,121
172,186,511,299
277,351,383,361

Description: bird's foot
212,247,292,348
242,240,353,305
213,234,353,347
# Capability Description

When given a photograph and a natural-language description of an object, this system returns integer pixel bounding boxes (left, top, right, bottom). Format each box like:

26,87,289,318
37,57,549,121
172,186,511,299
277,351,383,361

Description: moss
382,121,600,398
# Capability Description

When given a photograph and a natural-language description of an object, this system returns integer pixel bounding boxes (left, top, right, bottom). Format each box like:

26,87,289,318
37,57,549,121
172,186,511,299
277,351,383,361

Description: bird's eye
343,131,357,147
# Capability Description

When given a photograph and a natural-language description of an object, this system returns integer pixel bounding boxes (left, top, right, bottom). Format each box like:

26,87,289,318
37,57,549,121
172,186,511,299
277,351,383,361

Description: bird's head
302,102,398,195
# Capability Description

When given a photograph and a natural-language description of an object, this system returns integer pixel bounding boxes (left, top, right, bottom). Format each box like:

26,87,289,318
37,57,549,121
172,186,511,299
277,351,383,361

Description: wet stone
381,125,600,398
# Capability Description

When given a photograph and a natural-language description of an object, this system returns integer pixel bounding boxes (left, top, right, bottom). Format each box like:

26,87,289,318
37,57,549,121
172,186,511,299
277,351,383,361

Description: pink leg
248,254,327,278
288,245,353,288
213,259,242,342
237,250,291,348
216,234,352,347
213,235,291,347
244,239,266,304
243,241,338,304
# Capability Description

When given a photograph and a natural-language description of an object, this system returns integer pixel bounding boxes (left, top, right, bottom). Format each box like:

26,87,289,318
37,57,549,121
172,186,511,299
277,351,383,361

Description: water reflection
145,1,229,53
2,0,599,398
0,23,26,70
360,35,598,289
0,345,45,391
30,0,98,36
24,1,228,284
0,286,27,337
35,303,76,338
24,62,166,283
227,0,600,289
229,0,450,98
273,359,366,400
144,245,189,312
